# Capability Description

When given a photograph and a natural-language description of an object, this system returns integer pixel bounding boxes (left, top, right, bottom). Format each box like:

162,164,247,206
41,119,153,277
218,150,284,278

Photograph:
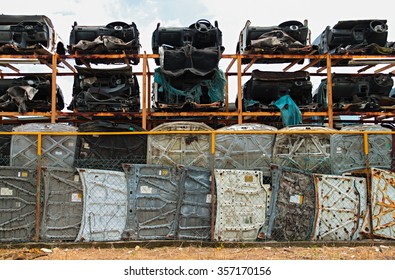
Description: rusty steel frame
0,53,395,126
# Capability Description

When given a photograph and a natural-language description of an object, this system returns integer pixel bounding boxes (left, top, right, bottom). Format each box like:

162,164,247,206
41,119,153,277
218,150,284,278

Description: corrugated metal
331,125,392,174
273,125,335,173
147,122,213,168
368,168,395,239
76,168,128,242
40,168,83,241
214,124,277,176
0,167,36,242
261,165,316,241
214,169,271,241
122,164,211,240
313,174,367,240
10,123,77,169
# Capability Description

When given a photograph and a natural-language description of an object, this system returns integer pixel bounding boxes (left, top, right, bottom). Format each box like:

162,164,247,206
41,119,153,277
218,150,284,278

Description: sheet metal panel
147,122,213,168
178,166,212,240
123,164,178,239
313,174,367,240
76,168,128,242
273,126,335,173
214,124,277,176
331,125,392,174
122,164,212,240
40,168,83,241
10,123,77,169
261,165,316,241
214,169,271,241
0,167,36,242
368,168,395,239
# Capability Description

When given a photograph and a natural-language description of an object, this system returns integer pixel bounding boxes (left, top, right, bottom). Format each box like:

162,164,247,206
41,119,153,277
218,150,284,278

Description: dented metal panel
273,126,335,173
214,169,271,241
122,164,211,240
261,165,316,241
178,166,212,240
0,167,36,242
40,168,83,241
10,123,77,169
313,174,367,241
76,168,128,242
122,164,178,239
368,168,395,239
331,125,392,174
215,124,277,176
147,122,213,168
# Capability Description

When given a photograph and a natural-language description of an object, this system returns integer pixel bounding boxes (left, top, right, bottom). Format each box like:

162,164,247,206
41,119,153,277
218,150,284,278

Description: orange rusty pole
210,131,216,241
35,133,42,242
237,54,243,124
326,54,334,128
363,131,374,238
142,52,147,130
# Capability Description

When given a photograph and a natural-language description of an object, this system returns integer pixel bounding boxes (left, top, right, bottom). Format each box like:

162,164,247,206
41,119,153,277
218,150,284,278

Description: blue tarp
274,94,302,126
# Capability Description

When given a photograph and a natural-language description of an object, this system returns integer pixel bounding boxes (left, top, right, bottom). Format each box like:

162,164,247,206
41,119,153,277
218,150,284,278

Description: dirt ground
1,243,395,260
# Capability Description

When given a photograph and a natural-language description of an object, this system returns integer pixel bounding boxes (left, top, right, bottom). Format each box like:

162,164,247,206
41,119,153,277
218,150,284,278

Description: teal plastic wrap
274,94,302,126
154,67,226,105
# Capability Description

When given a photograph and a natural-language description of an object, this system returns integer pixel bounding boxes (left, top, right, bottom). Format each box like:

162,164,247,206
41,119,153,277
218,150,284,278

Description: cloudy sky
2,0,395,108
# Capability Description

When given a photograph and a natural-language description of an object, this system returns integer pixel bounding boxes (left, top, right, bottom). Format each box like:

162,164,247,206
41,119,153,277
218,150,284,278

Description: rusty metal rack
1,52,395,129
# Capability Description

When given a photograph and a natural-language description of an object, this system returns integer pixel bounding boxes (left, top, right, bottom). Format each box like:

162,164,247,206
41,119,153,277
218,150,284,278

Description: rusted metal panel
272,125,335,173
0,167,36,242
368,168,395,239
147,122,213,168
40,168,83,241
122,164,178,240
10,123,77,169
214,169,271,241
331,125,392,174
178,166,212,239
214,124,277,176
76,168,128,242
313,174,367,240
122,164,211,240
260,165,316,241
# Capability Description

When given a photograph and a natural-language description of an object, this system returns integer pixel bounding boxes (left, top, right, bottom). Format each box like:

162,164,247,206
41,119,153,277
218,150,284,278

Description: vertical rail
142,52,147,129
210,131,216,241
237,54,243,124
363,131,374,238
326,54,333,128
51,54,58,123
35,133,43,242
